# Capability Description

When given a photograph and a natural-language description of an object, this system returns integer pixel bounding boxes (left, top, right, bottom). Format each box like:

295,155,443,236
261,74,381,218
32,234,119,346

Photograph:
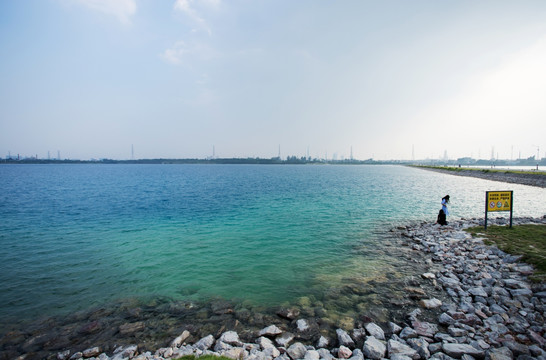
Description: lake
0,164,544,339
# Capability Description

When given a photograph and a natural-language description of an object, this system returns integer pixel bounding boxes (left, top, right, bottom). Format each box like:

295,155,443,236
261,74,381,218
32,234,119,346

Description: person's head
443,195,450,203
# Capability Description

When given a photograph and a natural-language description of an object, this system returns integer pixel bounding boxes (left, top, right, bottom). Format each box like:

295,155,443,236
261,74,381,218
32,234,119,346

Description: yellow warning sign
486,191,512,212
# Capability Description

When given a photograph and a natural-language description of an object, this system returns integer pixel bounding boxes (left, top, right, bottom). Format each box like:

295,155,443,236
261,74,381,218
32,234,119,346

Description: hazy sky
1,0,545,160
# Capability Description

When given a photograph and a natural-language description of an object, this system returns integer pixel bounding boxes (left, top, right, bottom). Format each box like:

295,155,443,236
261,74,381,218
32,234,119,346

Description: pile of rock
58,217,546,360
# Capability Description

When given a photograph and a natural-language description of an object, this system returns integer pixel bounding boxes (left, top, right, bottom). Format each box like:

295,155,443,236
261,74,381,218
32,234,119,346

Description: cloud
173,0,220,35
76,0,136,24
160,40,217,66
160,41,188,65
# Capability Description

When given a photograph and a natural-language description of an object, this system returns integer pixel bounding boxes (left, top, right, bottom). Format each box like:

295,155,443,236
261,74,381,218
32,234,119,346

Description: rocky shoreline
5,216,545,360
415,167,546,188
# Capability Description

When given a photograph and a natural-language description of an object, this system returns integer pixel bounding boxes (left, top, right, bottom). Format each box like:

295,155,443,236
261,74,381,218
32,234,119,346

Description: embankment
414,166,546,188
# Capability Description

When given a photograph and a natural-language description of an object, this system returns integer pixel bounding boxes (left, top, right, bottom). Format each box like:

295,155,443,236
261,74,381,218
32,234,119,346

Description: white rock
485,347,513,360
82,347,101,358
263,346,281,358
257,336,276,350
362,336,386,360
219,331,243,346
317,348,334,360
172,345,194,358
387,340,418,359
195,335,215,350
399,327,418,339
214,341,233,352
296,319,310,332
163,347,174,358
246,352,266,360
338,345,352,359
303,350,320,360
389,355,413,360
57,350,71,360
276,332,295,347
316,336,329,349
389,322,403,334
171,330,191,347
287,342,307,360
348,348,364,360
69,352,82,360
442,343,485,358
419,298,442,309
468,287,488,297
364,323,385,340
221,347,247,360
259,325,283,337
422,272,436,279
336,329,355,348
111,345,138,360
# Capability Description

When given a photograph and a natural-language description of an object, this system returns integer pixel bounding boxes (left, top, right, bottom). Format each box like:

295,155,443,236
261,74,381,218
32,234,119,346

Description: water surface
1,164,544,325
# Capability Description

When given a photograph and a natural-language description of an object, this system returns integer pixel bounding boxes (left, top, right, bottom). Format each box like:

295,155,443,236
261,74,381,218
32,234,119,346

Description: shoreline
2,217,546,360
412,166,546,188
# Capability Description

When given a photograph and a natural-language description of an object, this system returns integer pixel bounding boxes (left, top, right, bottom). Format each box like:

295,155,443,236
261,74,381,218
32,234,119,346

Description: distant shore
413,165,546,188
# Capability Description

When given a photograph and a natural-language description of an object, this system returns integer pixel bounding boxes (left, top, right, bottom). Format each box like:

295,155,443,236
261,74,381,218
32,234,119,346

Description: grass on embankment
465,224,546,282
413,165,546,176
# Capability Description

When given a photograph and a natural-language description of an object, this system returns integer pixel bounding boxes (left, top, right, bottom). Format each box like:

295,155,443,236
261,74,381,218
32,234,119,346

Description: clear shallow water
0,164,545,325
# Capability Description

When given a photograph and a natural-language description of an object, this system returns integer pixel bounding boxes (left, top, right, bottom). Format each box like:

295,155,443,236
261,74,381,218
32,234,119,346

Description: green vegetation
465,224,546,282
414,165,546,176
174,356,235,360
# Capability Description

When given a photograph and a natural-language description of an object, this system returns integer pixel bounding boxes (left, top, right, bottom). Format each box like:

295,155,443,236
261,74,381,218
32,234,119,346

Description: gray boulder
219,331,243,346
365,323,385,340
442,343,485,359
407,338,430,359
485,347,513,360
276,332,295,347
362,336,386,360
336,329,355,348
303,350,320,360
287,342,307,360
387,339,418,359
195,335,215,350
259,325,283,337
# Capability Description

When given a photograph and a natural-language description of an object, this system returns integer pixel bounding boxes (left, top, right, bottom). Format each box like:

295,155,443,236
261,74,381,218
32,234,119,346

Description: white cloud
160,41,188,65
173,0,220,35
160,40,217,65
76,0,136,25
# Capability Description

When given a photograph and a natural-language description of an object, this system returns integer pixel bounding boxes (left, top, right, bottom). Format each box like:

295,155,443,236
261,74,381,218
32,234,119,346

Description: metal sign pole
485,190,513,230
509,190,513,228
485,191,489,230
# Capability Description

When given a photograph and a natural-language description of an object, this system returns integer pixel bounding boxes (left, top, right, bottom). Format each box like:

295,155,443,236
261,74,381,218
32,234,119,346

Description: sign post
485,191,513,230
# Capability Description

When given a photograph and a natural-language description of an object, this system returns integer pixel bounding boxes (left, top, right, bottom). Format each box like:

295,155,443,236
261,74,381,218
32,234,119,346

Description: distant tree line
2,155,544,166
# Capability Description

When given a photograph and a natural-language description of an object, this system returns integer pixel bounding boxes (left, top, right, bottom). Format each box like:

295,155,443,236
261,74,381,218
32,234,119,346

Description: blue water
0,164,545,324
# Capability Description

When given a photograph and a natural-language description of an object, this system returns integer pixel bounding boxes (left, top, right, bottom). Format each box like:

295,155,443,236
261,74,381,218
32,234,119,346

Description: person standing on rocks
441,195,450,216
436,195,449,225
437,195,450,225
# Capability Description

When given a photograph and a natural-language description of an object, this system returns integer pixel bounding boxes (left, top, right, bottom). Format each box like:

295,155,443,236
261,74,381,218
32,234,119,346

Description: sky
1,0,545,161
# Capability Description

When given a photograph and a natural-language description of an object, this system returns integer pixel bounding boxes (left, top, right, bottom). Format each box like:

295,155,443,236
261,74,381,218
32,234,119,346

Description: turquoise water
0,164,545,324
